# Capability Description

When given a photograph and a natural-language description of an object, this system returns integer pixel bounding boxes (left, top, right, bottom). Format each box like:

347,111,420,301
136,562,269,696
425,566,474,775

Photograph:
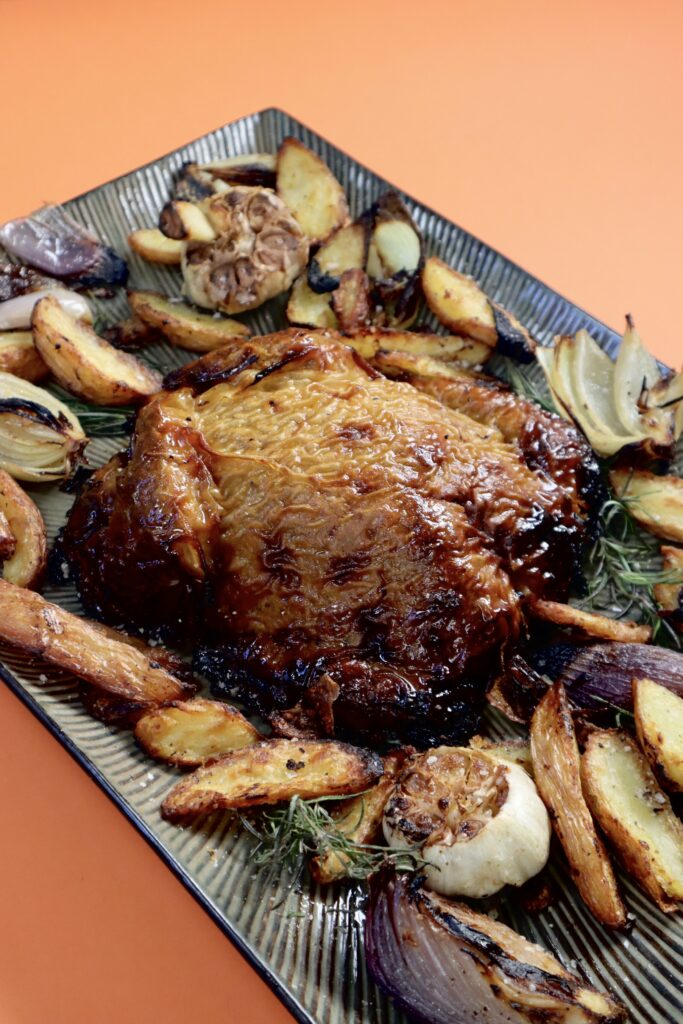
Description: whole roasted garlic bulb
383,746,550,898
182,187,309,314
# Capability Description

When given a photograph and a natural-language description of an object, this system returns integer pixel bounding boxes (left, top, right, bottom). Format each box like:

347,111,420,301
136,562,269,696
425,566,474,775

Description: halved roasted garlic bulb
0,372,87,481
383,746,550,898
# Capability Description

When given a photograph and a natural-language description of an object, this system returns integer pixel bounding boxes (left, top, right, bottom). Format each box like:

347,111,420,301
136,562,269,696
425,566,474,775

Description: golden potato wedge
128,290,250,353
469,735,533,775
277,137,349,244
530,682,627,927
633,677,683,793
581,729,683,912
100,315,161,350
287,274,338,329
341,328,491,368
0,470,46,588
653,544,683,627
308,222,368,292
530,600,652,643
128,228,183,264
135,698,262,767
331,268,371,332
158,201,217,242
32,295,162,406
0,579,193,704
0,510,15,561
0,331,48,382
610,467,683,543
310,748,412,884
161,738,383,820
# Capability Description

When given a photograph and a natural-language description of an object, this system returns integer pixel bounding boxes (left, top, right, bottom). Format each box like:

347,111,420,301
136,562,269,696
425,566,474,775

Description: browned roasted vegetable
530,599,652,643
198,153,277,188
365,193,423,328
100,315,161,350
468,735,533,774
331,268,371,331
128,291,250,352
610,467,683,543
0,510,13,560
161,738,383,820
530,682,627,927
633,677,683,792
581,728,683,912
78,684,147,728
308,221,368,293
0,372,87,482
310,748,412,884
0,579,193,705
341,328,491,368
32,295,162,406
158,200,216,242
653,545,683,631
287,274,338,328
0,470,46,588
128,228,183,264
0,331,48,381
134,698,262,766
276,137,349,244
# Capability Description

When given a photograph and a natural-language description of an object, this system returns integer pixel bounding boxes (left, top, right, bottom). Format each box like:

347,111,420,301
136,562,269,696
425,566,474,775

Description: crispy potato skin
633,677,683,792
0,510,15,560
530,682,627,928
610,468,683,543
530,600,652,644
287,274,339,328
343,328,491,368
422,257,496,346
581,729,683,911
32,295,162,406
0,579,193,704
128,228,183,264
311,748,412,884
0,331,49,381
128,290,250,352
653,544,683,631
0,470,46,588
276,137,349,244
161,738,383,820
331,269,371,332
134,698,261,767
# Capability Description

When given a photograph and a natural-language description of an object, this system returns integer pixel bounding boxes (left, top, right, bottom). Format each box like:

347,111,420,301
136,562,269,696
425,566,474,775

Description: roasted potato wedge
653,544,683,631
530,682,627,927
331,269,371,332
633,677,683,793
287,274,338,329
310,748,412,884
0,371,87,481
100,315,161,350
277,137,349,244
610,468,683,543
158,201,216,242
0,511,14,560
582,729,683,911
199,152,277,188
32,295,162,406
135,698,261,767
308,222,368,293
422,257,535,361
530,599,652,643
646,367,683,440
0,470,46,588
128,290,250,352
468,735,533,774
341,328,491,368
161,738,383,820
128,228,183,264
0,579,193,704
0,331,48,381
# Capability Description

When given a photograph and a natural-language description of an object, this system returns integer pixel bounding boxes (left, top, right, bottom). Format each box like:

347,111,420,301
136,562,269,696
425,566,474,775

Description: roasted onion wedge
530,682,627,927
0,331,48,382
276,137,349,244
0,372,87,481
129,228,183,264
610,468,683,544
530,599,652,643
0,470,46,588
128,291,250,352
134,698,261,767
0,579,193,704
366,871,626,1024
32,295,162,405
581,729,683,912
161,738,383,820
633,677,683,792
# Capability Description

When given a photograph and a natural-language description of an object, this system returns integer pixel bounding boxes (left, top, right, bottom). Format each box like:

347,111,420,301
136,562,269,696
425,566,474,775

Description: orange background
1,1,682,1022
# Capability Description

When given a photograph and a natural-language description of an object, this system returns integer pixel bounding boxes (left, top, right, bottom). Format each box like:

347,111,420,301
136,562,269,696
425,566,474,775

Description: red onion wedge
366,871,626,1024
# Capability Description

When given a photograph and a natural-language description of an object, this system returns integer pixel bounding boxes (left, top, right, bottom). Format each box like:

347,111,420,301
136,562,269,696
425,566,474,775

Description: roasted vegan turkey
62,329,599,745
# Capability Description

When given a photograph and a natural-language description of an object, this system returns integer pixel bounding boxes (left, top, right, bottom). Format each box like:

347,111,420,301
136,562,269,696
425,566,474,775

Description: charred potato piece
158,201,217,242
582,729,683,911
135,698,262,767
128,228,183,264
78,684,147,728
0,579,193,704
0,331,48,382
653,544,683,629
610,468,683,543
342,328,491,368
0,470,46,588
0,371,87,482
32,295,162,406
128,290,250,352
276,137,349,244
0,510,14,560
331,269,371,332
308,222,368,293
530,599,652,643
422,257,535,362
311,748,412,884
633,677,683,793
199,153,277,189
468,735,533,774
530,682,627,927
161,738,383,820
287,274,338,329
366,193,423,329
100,315,161,350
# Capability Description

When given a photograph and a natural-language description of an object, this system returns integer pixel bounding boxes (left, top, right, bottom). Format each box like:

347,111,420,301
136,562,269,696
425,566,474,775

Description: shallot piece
0,289,92,331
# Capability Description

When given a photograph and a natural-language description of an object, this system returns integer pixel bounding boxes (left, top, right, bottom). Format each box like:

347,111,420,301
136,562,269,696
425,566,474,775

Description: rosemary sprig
496,357,557,413
49,386,135,437
240,794,424,882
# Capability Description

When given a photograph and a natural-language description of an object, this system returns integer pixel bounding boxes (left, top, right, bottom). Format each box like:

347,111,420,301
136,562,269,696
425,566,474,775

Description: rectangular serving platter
1,108,681,1024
